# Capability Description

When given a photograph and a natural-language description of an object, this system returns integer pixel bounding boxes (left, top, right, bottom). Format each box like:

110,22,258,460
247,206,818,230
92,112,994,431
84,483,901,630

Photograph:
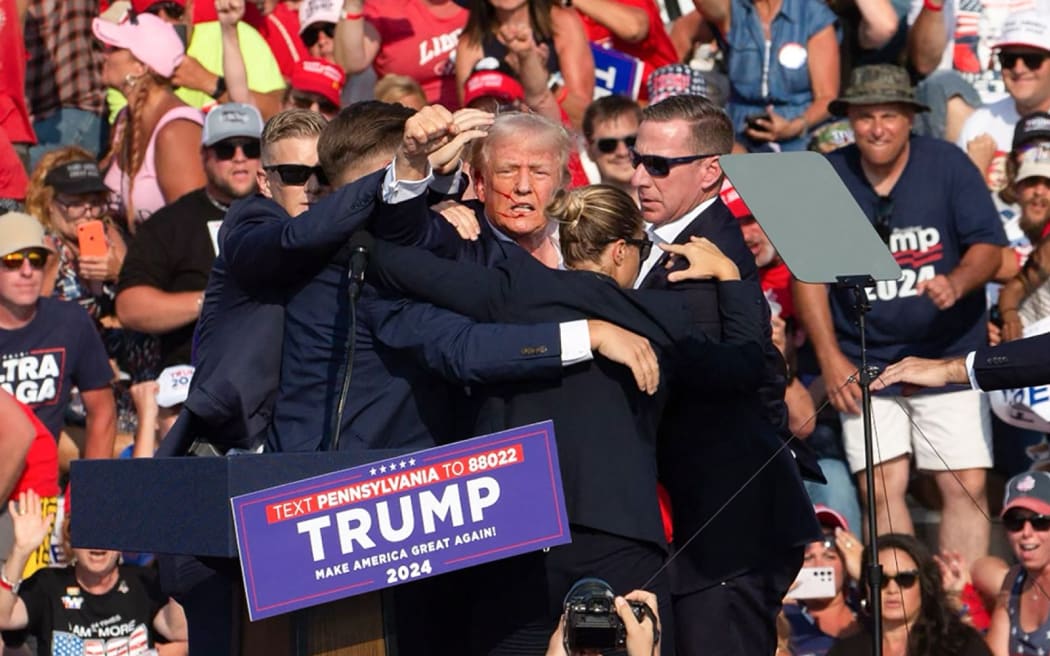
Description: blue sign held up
591,43,644,100
231,421,570,620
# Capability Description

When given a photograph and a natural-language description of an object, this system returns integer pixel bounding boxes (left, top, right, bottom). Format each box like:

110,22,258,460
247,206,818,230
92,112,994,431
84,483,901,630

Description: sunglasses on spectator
998,51,1050,71
880,570,920,590
630,150,717,177
1003,510,1050,532
594,135,636,154
874,195,894,244
264,164,329,186
301,23,335,48
210,139,261,161
289,92,340,117
1,249,48,271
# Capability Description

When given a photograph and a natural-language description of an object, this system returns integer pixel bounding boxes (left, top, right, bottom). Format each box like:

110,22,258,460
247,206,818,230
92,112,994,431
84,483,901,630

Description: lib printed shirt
7,566,167,656
0,297,114,439
825,135,1007,383
364,0,468,108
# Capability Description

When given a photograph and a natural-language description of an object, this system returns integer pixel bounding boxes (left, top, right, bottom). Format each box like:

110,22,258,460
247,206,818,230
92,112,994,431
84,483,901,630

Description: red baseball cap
814,504,850,532
463,59,525,106
291,58,345,106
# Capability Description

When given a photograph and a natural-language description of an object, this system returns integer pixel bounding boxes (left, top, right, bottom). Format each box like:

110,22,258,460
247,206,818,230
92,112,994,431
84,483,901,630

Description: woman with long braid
94,9,206,228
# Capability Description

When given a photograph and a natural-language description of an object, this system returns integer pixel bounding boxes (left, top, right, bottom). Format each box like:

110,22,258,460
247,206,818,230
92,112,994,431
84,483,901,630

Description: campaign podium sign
989,316,1050,434
232,421,570,621
591,43,644,100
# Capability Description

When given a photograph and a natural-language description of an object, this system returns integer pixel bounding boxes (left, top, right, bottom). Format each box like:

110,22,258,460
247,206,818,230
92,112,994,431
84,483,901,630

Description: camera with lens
563,578,657,651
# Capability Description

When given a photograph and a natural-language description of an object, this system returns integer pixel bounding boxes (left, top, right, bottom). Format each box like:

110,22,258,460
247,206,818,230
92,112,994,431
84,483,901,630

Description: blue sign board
591,43,645,99
232,421,570,620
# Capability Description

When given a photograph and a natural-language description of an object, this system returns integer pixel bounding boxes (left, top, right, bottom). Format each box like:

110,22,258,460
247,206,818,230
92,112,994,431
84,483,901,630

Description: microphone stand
837,275,882,656
328,239,368,452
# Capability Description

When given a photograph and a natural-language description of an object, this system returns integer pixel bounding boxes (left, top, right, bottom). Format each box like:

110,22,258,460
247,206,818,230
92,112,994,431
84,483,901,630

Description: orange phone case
77,220,108,257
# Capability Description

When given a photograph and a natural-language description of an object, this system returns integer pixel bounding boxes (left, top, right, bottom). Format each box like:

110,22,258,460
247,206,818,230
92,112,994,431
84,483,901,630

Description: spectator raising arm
907,0,948,76
217,0,253,105
855,0,899,50
0,490,53,631
572,0,650,43
333,0,380,75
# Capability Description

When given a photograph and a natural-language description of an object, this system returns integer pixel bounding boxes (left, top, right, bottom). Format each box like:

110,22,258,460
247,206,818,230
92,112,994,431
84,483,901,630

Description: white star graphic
400,459,407,469
390,461,400,470
380,464,387,473
409,458,416,466
370,467,377,476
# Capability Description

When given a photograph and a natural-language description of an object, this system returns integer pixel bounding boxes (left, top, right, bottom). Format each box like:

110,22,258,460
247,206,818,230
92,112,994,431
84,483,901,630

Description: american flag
50,625,150,656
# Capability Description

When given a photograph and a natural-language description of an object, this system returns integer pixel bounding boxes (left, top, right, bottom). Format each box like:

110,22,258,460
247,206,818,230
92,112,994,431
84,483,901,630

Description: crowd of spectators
0,0,1049,652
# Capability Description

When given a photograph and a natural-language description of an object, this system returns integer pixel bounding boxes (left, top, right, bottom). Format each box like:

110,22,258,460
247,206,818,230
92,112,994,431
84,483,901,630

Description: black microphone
347,231,373,302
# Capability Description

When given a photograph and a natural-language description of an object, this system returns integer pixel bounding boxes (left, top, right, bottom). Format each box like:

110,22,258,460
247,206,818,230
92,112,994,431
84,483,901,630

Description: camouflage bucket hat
828,64,931,117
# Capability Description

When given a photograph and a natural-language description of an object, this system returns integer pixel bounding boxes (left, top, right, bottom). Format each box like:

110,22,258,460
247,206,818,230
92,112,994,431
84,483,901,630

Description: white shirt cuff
429,163,463,196
965,350,980,390
382,157,434,204
559,319,593,366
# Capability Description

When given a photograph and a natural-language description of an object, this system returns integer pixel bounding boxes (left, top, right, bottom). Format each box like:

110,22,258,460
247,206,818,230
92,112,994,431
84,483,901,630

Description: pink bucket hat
92,11,185,79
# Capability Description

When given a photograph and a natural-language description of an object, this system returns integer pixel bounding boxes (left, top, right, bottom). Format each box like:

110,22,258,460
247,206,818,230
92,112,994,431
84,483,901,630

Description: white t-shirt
955,96,1019,187
907,0,1050,105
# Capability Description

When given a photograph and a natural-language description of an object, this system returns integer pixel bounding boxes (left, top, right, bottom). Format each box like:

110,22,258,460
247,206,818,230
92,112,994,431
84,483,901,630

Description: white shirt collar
484,213,565,269
634,196,719,287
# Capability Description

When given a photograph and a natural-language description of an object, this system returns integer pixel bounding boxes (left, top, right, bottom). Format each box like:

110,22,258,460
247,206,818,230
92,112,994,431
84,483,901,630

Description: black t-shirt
117,188,224,368
5,565,167,655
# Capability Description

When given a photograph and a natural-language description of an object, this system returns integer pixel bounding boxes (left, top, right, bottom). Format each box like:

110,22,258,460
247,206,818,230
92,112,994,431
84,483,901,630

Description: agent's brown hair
642,95,734,155
552,184,643,267
318,101,415,184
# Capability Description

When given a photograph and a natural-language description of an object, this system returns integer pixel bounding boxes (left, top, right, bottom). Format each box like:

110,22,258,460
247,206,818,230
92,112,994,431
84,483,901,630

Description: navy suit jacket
974,333,1050,391
369,237,768,550
166,170,390,454
639,198,820,592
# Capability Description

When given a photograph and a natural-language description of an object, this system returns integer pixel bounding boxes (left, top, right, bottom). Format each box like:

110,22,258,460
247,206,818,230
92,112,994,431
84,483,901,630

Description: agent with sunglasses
629,95,819,656
116,103,263,372
0,212,117,462
794,63,1007,576
828,533,990,656
986,471,1050,656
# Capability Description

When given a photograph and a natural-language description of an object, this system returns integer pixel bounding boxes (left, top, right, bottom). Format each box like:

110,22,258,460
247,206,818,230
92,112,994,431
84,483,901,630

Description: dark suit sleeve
673,280,766,392
974,333,1050,391
221,170,384,289
366,297,564,385
369,238,511,321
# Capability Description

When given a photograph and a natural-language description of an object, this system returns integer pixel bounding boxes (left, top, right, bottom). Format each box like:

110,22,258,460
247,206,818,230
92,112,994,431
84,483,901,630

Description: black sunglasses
289,92,340,116
630,150,718,177
625,236,653,260
1,249,48,271
301,23,335,48
999,51,1050,71
1003,510,1050,532
881,570,920,590
211,139,261,161
264,164,329,186
874,195,894,244
594,135,636,154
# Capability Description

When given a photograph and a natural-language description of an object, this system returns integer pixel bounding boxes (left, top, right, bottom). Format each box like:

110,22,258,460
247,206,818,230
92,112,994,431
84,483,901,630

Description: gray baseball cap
1003,471,1050,516
201,103,264,147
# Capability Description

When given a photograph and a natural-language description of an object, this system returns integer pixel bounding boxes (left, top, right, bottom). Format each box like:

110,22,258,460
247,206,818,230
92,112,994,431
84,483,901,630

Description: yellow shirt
107,21,286,122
